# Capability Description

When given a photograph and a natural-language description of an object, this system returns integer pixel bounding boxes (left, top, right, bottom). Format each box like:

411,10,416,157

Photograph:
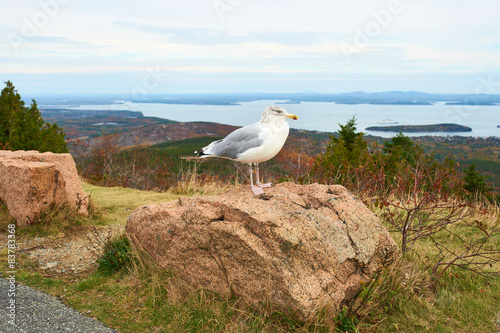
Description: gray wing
208,123,264,160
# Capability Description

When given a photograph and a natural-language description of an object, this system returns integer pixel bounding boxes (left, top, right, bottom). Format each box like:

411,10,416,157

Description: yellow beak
286,113,299,120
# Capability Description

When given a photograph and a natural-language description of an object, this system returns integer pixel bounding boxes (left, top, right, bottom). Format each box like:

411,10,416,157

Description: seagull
195,105,298,195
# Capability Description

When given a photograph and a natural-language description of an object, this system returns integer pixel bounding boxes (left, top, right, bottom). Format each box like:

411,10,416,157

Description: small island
366,123,472,133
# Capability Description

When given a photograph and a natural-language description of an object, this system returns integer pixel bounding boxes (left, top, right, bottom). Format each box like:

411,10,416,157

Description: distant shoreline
366,123,473,133
29,91,500,108
39,101,499,138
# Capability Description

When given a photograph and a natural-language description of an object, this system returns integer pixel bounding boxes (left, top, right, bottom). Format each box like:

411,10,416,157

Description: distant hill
41,110,176,140
41,109,143,118
32,91,500,107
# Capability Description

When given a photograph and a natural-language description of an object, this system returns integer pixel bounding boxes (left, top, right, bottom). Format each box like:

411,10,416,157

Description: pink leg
255,163,272,188
249,163,264,195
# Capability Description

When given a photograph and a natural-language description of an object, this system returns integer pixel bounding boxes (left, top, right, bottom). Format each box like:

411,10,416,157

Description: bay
58,100,500,138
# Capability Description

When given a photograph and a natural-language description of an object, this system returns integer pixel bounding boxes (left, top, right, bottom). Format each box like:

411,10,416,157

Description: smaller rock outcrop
0,150,89,226
127,183,398,319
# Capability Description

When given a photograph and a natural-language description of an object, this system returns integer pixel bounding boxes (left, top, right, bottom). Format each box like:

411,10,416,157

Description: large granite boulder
126,183,397,319
0,150,89,226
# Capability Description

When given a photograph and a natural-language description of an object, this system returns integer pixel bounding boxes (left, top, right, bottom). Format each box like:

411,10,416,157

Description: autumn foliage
312,116,499,284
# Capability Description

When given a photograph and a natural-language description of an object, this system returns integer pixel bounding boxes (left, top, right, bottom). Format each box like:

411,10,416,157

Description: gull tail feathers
194,148,209,157
195,139,224,158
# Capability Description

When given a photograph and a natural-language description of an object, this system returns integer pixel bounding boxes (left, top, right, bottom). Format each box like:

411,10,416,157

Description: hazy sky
1,0,500,94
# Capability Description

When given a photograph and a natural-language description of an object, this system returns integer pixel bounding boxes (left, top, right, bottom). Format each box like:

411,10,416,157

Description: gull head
261,105,298,123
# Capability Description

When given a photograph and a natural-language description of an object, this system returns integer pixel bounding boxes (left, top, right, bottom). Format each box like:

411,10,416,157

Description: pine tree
0,81,67,153
0,81,24,148
323,116,367,165
40,122,68,153
382,132,420,174
462,163,491,197
313,116,368,183
337,116,364,154
383,131,415,156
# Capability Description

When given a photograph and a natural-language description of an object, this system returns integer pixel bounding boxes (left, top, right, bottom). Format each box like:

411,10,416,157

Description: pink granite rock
0,150,89,226
126,182,397,319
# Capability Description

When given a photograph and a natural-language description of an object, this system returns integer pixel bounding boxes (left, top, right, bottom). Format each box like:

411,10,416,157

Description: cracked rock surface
126,182,397,319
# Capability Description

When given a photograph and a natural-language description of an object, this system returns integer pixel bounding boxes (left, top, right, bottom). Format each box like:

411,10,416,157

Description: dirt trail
4,224,124,277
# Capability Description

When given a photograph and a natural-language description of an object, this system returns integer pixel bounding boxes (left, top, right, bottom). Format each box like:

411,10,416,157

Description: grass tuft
169,167,234,196
96,234,133,276
0,200,98,237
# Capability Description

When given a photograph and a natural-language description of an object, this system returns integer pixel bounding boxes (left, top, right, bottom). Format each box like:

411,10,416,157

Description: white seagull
195,105,298,195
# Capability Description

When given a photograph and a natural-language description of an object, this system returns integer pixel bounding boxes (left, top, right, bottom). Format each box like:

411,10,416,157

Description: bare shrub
374,156,500,284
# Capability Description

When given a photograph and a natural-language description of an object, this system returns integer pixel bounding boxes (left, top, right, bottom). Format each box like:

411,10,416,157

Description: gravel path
0,278,116,333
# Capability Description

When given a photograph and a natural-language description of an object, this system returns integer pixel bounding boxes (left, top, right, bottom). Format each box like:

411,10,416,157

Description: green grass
0,200,94,237
82,182,181,225
96,234,133,275
370,264,500,333
463,158,500,193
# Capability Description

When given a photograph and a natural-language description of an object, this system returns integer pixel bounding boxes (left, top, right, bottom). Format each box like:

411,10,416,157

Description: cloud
27,36,90,45
403,45,500,71
2,0,500,93
113,20,329,47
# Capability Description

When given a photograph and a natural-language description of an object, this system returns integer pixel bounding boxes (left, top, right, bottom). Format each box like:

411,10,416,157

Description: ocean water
59,100,500,138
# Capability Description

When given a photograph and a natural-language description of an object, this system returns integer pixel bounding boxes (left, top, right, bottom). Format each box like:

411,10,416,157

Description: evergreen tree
313,116,368,183
323,116,367,165
0,81,67,153
383,132,420,174
40,122,68,153
462,163,491,197
337,116,367,158
383,132,415,156
0,81,24,147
